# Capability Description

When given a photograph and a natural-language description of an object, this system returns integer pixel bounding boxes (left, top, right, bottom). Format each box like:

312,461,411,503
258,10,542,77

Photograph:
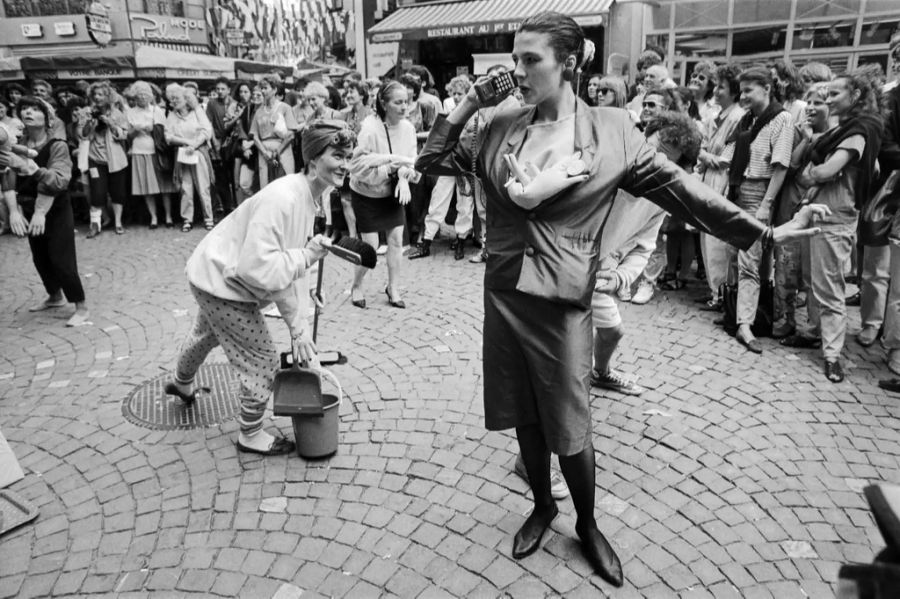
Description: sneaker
514,455,570,500
469,250,487,264
376,244,388,256
631,279,655,305
845,292,861,307
590,369,644,396
857,326,880,347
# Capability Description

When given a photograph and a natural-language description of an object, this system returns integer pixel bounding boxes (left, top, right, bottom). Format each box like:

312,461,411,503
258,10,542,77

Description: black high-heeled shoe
385,287,406,309
351,287,366,309
164,381,210,405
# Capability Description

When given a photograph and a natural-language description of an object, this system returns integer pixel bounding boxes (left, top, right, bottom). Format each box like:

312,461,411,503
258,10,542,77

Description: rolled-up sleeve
620,120,765,251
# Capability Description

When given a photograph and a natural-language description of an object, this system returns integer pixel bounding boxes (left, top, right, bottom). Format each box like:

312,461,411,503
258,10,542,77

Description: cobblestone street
2,225,900,598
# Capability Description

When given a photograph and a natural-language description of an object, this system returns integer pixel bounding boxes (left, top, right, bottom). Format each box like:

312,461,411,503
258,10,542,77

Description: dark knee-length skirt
483,288,593,456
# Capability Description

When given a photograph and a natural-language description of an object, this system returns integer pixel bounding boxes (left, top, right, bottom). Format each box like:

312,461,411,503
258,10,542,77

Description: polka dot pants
176,284,277,435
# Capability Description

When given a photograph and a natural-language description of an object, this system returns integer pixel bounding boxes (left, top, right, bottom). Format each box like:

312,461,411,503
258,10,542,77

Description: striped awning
368,0,612,42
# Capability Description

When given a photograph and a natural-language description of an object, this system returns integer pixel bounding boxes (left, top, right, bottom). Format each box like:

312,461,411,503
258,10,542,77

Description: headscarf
301,119,354,164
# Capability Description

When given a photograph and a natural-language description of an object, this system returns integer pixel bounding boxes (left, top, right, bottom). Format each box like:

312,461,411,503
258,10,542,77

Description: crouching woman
165,121,354,456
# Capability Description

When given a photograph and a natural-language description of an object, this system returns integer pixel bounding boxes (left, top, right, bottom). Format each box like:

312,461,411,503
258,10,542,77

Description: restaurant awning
20,53,136,80
134,46,234,81
368,0,613,42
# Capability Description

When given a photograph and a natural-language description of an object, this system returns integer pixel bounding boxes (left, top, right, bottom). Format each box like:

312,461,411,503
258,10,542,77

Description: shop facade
631,0,900,85
365,0,611,91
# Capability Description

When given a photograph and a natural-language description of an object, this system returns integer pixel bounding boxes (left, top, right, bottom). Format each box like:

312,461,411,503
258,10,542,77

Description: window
674,30,727,59
859,19,900,46
144,0,184,17
674,0,727,29
652,3,671,30
792,20,855,50
732,25,789,56
733,0,791,24
794,0,858,20
3,0,87,17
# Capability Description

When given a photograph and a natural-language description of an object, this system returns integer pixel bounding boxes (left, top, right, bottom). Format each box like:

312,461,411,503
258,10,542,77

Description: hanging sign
86,2,112,47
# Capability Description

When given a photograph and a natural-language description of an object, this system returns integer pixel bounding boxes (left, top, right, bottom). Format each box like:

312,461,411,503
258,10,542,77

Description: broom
327,237,377,269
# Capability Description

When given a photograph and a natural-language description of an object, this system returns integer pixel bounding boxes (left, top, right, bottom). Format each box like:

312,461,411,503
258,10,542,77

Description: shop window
733,0,791,24
859,19,900,46
674,30,726,60
144,0,184,16
792,20,855,50
731,25,789,56
673,0,727,30
794,0,858,20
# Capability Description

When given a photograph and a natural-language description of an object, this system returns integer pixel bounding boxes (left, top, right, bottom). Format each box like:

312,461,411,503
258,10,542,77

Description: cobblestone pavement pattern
1,225,899,599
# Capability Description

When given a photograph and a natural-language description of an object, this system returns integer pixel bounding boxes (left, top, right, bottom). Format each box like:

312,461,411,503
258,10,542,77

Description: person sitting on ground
164,121,353,455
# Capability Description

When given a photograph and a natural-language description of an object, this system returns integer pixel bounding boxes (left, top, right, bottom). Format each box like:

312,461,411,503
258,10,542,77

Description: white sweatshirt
185,173,319,333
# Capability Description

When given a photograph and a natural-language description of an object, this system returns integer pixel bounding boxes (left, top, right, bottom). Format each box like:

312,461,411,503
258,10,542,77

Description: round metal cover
123,364,241,430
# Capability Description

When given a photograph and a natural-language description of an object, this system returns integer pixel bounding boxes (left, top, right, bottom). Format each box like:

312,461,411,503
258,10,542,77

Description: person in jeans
789,69,883,382
723,66,794,354
696,63,745,311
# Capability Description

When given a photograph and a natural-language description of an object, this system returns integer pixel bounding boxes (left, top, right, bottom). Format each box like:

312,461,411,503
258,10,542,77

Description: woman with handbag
347,81,418,309
250,75,297,188
164,83,215,232
80,80,129,237
126,81,175,229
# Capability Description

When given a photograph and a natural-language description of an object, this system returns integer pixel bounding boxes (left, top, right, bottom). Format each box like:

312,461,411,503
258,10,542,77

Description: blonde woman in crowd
164,83,215,232
80,80,129,237
126,81,175,229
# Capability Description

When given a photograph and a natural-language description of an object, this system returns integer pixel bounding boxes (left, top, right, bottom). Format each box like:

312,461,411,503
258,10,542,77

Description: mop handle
312,257,324,343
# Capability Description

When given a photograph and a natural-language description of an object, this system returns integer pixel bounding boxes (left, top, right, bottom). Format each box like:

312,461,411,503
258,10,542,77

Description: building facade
632,0,900,84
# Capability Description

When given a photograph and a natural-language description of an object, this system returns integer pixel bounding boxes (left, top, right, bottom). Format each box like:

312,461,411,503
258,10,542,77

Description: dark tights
515,424,597,533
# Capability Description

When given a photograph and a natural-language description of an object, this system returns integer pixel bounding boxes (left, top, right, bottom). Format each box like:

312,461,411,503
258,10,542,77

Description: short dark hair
770,59,804,102
214,76,231,88
398,74,421,100
518,11,587,68
715,63,743,102
344,80,369,105
739,66,773,91
407,65,434,88
232,80,254,102
15,95,52,128
644,111,702,169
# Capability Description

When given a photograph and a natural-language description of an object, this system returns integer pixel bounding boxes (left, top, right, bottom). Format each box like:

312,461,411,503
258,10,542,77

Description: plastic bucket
292,369,341,459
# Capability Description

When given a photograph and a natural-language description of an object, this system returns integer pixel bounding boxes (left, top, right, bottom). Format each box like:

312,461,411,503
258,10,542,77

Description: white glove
503,151,589,209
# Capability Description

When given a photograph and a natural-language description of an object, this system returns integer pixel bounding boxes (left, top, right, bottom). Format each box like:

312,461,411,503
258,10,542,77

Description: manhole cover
123,364,240,430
